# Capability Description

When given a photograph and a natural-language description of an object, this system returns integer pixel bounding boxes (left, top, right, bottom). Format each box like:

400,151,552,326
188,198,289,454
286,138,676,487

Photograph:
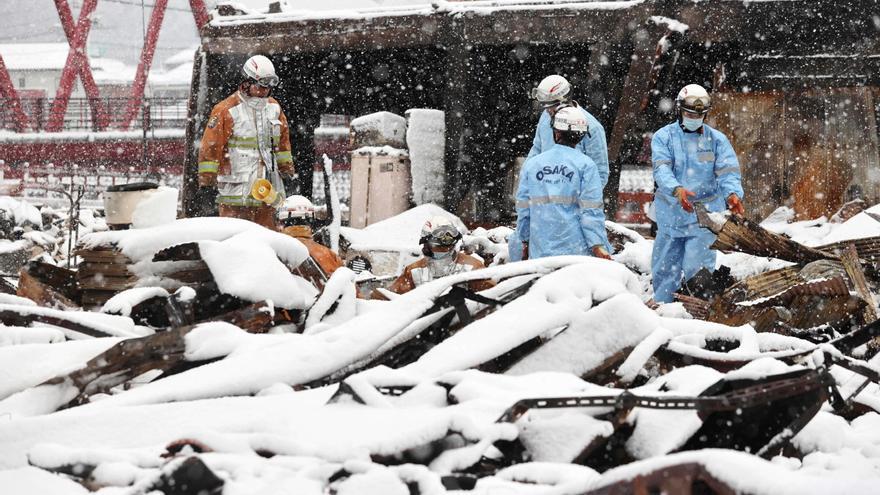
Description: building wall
710,88,880,221
9,69,85,98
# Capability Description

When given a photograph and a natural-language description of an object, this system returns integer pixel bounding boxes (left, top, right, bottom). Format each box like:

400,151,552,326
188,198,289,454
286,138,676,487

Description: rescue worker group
196,56,743,303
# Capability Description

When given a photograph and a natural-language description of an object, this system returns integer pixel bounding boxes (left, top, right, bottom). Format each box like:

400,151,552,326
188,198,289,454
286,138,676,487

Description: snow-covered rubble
2,202,880,493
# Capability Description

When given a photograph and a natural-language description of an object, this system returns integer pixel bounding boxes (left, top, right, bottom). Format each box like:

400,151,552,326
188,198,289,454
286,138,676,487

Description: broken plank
17,268,79,309
841,243,878,326
152,242,202,262
0,307,128,338
77,261,133,278
696,206,837,264
74,248,131,264
77,274,137,291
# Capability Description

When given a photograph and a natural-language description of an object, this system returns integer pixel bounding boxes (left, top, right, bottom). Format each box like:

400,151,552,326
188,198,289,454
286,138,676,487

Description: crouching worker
278,195,343,279
651,84,744,304
516,105,611,260
375,216,495,298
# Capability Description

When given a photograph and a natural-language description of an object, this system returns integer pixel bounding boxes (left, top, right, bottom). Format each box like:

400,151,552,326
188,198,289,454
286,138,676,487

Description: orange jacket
198,92,294,205
281,225,344,278
387,252,495,295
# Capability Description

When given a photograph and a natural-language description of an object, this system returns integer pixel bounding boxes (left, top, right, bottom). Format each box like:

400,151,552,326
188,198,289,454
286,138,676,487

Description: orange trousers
219,204,277,230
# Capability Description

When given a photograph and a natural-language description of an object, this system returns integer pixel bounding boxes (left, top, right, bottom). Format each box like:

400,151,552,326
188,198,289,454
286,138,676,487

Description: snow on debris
6,201,880,492
341,203,467,253
100,287,170,317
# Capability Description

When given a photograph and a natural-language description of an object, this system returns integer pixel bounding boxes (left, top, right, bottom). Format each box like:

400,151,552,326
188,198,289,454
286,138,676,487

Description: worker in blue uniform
651,84,745,303
516,105,611,260
527,74,609,188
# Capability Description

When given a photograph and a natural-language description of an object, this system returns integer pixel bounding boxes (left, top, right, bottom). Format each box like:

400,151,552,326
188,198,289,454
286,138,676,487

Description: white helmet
242,55,279,88
552,106,589,133
420,215,461,247
676,84,711,115
531,75,571,108
279,195,314,219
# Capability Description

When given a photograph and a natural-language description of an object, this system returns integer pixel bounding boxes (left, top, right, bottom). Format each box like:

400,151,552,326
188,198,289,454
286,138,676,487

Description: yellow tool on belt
251,178,283,207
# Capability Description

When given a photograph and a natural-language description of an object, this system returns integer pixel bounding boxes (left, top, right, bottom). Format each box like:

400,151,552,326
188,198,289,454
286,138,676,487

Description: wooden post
841,243,878,325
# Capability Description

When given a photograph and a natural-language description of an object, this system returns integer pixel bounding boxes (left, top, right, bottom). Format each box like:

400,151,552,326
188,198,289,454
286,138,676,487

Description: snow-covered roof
210,0,644,26
163,47,198,69
0,43,70,71
0,43,191,86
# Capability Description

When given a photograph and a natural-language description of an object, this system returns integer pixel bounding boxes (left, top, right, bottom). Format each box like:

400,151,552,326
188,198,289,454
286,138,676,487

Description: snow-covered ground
2,199,880,493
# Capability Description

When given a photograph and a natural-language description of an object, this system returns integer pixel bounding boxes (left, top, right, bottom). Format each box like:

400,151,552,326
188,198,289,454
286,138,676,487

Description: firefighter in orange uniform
195,55,295,229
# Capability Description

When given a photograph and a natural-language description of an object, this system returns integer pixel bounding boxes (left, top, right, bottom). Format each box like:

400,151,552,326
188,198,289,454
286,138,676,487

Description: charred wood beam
841,243,878,325
585,461,737,495
201,1,878,56
0,275,16,295
0,308,123,338
697,206,838,264
41,301,274,411
17,266,79,309
17,261,80,306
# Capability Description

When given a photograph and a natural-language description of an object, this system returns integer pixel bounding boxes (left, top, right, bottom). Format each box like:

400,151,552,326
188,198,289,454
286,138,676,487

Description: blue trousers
651,228,717,303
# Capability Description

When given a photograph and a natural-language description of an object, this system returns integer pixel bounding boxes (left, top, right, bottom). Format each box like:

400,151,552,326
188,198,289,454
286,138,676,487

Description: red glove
674,187,697,213
592,245,612,260
727,194,745,216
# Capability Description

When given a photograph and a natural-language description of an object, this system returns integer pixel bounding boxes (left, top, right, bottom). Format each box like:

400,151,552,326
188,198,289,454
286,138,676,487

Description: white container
350,111,407,149
349,147,411,228
102,183,160,227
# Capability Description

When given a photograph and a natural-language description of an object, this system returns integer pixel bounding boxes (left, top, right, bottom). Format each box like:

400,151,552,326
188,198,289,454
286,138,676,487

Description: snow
0,43,71,71
406,109,445,205
130,186,179,229
5,201,880,491
0,466,88,495
0,196,42,226
592,449,879,494
350,111,407,148
0,326,65,347
322,154,342,253
0,339,118,402
0,304,149,339
210,0,645,26
100,287,170,317
198,232,318,310
341,203,466,253
81,216,309,265
352,145,409,157
0,129,185,142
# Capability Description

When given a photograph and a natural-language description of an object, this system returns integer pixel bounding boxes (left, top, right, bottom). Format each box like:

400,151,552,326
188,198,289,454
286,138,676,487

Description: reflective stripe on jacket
527,105,609,188
198,91,294,206
516,144,610,259
651,122,744,237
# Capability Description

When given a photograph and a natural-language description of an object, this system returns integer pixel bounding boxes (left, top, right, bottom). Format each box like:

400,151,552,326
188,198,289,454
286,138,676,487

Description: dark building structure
184,0,880,223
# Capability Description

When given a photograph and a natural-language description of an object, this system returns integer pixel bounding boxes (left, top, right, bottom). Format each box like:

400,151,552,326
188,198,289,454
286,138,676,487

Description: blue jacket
527,105,609,187
516,144,610,258
651,122,744,237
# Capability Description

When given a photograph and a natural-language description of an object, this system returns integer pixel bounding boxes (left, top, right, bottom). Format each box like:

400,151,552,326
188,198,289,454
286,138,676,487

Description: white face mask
241,92,268,109
431,248,455,260
682,115,704,131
